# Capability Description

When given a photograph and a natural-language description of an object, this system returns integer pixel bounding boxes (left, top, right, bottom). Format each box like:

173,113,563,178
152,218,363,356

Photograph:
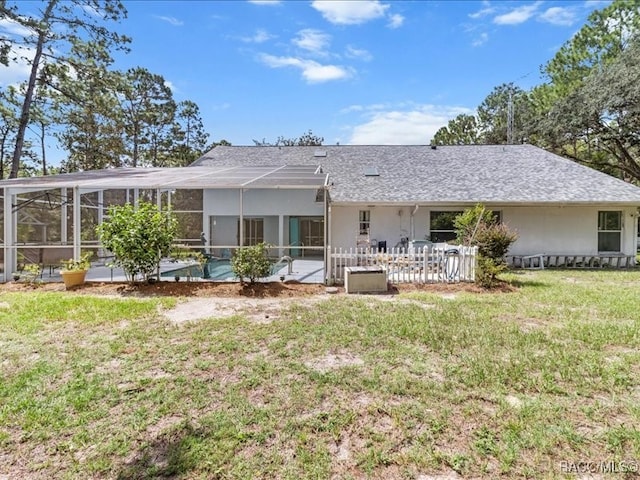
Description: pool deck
29,258,326,284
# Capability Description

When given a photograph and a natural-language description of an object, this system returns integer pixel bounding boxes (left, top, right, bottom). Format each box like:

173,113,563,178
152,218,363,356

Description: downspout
410,205,419,240
324,187,329,284
239,188,244,247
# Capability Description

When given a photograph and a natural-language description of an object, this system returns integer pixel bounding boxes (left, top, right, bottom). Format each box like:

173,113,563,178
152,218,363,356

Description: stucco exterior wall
328,204,638,256
330,206,414,250
203,189,323,247
203,189,322,217
502,206,637,256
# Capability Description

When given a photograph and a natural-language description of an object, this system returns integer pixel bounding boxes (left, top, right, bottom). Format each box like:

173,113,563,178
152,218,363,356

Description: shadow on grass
504,278,548,289
116,421,222,480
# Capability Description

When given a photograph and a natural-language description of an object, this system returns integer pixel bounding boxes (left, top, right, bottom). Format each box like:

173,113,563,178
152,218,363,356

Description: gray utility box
344,266,387,294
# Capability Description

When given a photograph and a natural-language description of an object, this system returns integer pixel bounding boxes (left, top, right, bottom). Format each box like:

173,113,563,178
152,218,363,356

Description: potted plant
60,252,92,289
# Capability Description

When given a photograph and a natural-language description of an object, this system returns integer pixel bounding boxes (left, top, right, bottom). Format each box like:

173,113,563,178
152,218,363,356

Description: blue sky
1,0,610,152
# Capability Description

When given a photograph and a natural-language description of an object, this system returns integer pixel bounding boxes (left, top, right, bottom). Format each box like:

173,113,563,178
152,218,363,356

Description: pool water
161,258,288,281
161,258,235,280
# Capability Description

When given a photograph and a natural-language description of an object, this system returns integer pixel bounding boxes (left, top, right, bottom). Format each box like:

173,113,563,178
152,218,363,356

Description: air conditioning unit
344,266,387,294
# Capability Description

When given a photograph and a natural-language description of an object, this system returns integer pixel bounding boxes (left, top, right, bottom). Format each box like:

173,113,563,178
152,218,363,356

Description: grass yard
1,270,640,479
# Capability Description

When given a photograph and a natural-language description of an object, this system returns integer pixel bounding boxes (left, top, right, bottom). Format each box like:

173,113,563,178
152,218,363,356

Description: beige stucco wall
329,204,639,256
503,206,637,256
203,189,323,217
203,189,323,247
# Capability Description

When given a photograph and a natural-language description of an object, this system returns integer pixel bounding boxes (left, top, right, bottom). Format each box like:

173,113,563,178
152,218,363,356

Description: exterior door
300,217,324,257
289,217,300,256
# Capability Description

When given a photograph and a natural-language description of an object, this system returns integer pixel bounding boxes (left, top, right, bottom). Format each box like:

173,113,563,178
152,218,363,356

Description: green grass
1,270,640,479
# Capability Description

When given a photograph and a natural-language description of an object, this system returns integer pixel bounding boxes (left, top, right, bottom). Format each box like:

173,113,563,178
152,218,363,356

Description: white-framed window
359,210,370,235
598,211,622,252
429,211,462,242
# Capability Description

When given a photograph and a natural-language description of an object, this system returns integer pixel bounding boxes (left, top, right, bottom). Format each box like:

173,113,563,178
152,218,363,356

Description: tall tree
477,83,532,145
0,0,129,177
255,130,324,146
49,40,125,171
117,67,175,167
542,36,640,182
432,114,481,145
0,87,19,179
528,0,640,181
543,0,640,96
167,100,210,166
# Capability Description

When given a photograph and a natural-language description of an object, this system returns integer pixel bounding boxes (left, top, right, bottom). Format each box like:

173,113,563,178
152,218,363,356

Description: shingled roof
192,144,640,205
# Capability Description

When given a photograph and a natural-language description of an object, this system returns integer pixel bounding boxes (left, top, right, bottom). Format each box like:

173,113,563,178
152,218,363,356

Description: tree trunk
9,0,58,178
40,121,47,175
0,132,6,179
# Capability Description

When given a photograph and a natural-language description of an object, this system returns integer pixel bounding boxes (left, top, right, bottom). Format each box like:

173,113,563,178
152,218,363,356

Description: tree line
433,0,640,184
0,0,217,179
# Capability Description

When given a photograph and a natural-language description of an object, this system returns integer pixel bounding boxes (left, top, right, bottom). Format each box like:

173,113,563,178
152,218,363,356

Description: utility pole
507,89,514,145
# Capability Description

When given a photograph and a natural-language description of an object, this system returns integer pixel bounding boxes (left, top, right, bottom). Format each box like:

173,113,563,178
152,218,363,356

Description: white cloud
469,6,495,19
259,54,352,83
164,80,177,93
154,15,184,26
472,32,489,47
0,18,34,37
241,29,274,43
493,2,542,25
293,29,331,55
212,102,231,111
0,44,35,87
80,4,102,17
347,105,473,145
387,13,404,29
311,0,389,25
345,45,372,61
538,7,577,26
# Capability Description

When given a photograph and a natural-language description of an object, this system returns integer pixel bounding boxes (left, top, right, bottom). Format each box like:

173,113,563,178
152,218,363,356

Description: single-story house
192,144,640,263
1,144,639,282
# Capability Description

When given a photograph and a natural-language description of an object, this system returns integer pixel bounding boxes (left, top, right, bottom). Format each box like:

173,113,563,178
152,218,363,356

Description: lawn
1,270,640,479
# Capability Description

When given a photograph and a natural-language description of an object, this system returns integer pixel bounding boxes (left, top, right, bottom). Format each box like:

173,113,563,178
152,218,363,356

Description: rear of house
194,144,640,265
2,143,639,283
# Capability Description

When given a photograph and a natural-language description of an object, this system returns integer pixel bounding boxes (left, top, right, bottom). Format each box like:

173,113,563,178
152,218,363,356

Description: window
429,211,462,242
237,218,264,246
359,210,370,235
598,211,621,252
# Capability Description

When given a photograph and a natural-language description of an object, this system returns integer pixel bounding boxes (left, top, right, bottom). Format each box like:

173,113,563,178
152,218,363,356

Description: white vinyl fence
327,245,478,284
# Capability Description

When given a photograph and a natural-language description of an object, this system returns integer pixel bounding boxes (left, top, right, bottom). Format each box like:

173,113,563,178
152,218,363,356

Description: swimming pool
161,258,235,280
161,257,289,281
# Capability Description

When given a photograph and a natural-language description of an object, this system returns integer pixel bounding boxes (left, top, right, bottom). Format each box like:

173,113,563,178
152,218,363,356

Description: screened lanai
0,165,329,283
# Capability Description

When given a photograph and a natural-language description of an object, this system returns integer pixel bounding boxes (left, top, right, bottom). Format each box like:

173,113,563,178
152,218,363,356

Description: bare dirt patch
1,279,513,326
304,351,365,373
0,279,513,298
0,280,327,298
163,295,328,325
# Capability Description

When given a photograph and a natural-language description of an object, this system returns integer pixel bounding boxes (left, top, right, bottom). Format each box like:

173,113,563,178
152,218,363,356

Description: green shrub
455,204,517,287
96,202,177,283
454,204,496,245
231,243,272,284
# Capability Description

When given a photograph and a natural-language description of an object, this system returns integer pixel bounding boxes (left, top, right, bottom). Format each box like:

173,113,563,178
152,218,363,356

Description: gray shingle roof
192,144,640,205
